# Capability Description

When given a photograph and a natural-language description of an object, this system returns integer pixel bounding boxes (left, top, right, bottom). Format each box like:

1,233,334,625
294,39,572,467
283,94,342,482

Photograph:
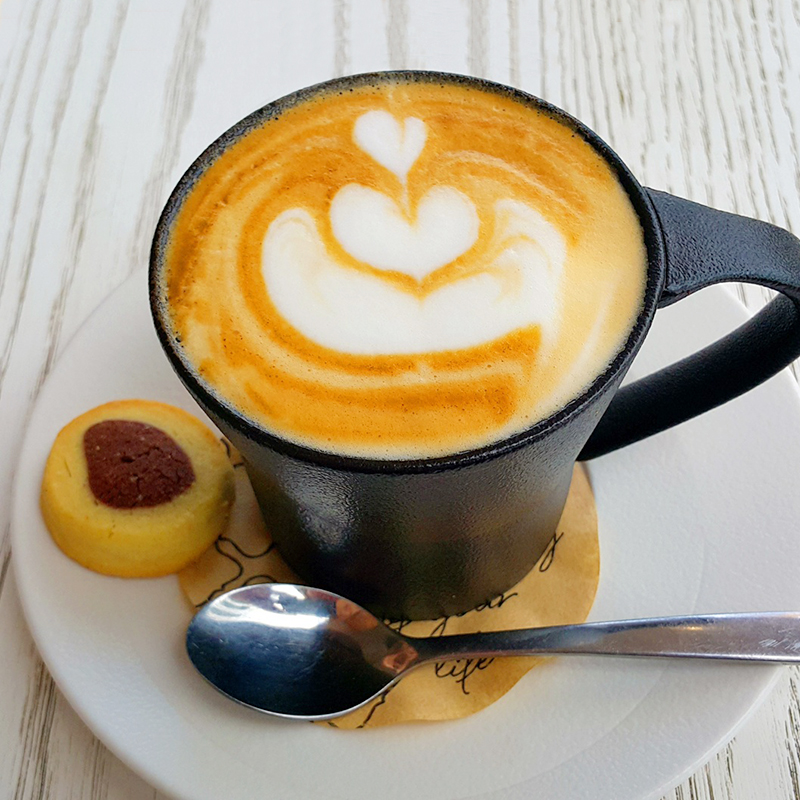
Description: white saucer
12,272,800,800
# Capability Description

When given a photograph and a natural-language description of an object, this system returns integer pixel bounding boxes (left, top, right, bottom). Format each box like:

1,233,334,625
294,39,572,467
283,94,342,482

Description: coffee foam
163,79,647,459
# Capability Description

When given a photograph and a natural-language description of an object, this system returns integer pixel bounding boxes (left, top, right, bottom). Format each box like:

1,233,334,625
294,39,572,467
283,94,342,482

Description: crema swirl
162,78,647,459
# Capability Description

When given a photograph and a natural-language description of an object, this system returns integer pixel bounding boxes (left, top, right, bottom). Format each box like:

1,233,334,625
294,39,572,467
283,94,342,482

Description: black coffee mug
150,72,800,620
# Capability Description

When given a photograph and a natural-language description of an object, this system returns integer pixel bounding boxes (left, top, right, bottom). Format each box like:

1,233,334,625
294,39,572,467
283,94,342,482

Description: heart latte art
163,79,647,459
265,111,564,355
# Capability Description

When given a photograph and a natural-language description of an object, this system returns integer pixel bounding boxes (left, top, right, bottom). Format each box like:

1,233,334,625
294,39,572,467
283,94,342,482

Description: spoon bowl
186,583,421,719
187,583,800,720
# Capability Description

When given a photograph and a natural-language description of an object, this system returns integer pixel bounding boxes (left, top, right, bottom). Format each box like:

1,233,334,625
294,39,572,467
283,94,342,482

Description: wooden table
2,1,800,797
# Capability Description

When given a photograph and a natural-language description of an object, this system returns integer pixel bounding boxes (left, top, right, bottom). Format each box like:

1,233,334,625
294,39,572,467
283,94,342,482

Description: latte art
163,79,647,459
329,184,480,279
263,112,565,356
353,110,427,184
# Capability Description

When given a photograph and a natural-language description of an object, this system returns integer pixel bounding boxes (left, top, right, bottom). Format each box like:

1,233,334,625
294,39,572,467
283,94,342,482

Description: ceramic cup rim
149,70,666,475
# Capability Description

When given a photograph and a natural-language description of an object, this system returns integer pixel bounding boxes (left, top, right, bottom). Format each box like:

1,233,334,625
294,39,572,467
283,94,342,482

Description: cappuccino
162,77,647,459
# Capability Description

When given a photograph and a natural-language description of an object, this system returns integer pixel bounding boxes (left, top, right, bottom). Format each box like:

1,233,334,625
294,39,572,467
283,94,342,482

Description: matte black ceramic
150,72,800,621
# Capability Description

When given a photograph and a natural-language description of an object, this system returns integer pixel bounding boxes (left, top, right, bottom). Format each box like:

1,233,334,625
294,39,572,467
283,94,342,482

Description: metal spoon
186,583,800,720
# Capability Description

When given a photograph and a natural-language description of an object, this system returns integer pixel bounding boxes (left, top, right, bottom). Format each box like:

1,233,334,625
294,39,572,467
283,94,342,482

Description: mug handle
580,189,800,460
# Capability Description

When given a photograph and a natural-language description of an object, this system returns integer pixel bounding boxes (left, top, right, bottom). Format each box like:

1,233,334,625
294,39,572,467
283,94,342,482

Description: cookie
40,400,235,577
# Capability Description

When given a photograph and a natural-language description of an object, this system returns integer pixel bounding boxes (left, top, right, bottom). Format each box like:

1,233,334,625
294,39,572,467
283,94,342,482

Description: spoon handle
415,612,800,664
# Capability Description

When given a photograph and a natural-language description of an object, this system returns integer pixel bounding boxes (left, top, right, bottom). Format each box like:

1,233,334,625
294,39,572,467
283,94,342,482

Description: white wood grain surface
1,1,800,797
